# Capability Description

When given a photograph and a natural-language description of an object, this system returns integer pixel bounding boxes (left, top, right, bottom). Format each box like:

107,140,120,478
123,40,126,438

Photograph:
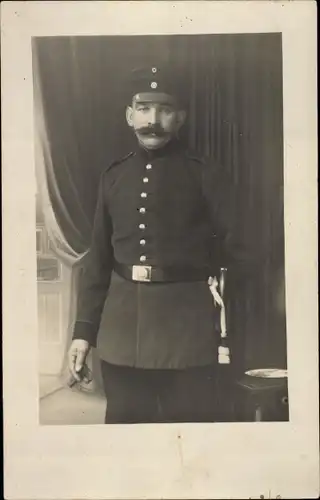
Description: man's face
126,94,186,150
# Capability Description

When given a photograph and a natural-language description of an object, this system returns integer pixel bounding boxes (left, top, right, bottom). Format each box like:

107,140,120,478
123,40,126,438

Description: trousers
100,360,218,424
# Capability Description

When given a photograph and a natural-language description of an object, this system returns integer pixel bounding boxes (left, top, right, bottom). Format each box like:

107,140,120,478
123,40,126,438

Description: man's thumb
75,350,86,372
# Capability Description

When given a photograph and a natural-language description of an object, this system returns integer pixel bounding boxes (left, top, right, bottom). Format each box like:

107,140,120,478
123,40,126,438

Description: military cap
126,64,186,107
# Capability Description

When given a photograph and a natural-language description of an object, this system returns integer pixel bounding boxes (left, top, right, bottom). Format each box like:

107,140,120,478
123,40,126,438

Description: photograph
3,2,318,499
34,33,288,425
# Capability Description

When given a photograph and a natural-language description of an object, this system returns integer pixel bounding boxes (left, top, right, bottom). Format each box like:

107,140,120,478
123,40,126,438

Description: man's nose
148,107,160,125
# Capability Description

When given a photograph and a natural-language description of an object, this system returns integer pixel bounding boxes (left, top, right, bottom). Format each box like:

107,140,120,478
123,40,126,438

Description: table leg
255,405,262,422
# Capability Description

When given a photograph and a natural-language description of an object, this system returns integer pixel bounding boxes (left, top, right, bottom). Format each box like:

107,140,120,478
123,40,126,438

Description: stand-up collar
135,138,184,161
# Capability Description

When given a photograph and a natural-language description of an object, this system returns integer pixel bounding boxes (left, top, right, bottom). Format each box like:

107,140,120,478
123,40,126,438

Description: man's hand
68,339,91,383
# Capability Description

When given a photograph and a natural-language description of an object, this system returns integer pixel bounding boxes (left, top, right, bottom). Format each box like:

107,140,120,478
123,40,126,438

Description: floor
39,374,289,425
40,381,106,425
39,374,65,399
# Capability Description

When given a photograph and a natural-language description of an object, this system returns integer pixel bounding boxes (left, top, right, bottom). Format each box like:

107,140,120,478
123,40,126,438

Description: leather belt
114,261,210,283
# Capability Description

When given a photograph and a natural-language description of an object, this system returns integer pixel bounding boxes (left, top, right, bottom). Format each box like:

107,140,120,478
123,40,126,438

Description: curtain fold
33,45,88,265
33,34,286,390
33,44,93,386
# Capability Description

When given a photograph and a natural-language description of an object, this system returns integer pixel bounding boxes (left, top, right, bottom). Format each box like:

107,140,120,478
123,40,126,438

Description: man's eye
161,107,173,115
138,106,149,112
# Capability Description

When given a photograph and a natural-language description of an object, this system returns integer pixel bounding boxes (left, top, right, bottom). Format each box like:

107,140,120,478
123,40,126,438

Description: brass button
141,192,147,198
140,255,147,262
139,223,146,230
140,239,146,246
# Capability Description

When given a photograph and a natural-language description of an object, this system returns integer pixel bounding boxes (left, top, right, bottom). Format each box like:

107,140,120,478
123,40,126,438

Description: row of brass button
139,163,152,262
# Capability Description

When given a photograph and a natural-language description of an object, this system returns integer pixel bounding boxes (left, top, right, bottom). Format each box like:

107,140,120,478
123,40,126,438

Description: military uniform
73,65,255,423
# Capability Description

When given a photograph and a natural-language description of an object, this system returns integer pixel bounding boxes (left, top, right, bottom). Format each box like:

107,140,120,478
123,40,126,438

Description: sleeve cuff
72,320,98,347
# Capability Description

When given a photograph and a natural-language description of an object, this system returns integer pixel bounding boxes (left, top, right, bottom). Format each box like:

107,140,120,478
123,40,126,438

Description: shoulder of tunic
184,151,221,170
184,152,231,193
184,151,222,174
184,151,206,165
101,151,136,177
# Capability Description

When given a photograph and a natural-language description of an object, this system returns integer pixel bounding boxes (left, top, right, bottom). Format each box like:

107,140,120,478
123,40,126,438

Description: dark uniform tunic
73,139,253,369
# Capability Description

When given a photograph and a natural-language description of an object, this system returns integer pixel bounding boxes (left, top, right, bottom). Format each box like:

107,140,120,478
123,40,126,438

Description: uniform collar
135,138,184,161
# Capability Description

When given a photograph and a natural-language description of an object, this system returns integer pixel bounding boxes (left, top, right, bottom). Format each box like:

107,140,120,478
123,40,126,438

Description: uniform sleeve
202,163,262,283
72,173,114,346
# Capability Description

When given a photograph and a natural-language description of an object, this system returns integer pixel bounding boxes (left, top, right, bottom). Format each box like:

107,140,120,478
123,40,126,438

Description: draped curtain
32,34,286,385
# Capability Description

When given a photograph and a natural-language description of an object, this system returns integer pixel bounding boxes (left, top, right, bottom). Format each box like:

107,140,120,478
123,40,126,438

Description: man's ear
126,106,134,127
176,110,186,131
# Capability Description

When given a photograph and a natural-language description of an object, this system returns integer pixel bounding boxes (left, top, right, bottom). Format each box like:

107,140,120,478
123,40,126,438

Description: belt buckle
132,265,152,282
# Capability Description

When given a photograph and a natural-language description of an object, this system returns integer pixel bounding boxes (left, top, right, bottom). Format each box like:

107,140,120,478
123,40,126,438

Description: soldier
68,64,254,423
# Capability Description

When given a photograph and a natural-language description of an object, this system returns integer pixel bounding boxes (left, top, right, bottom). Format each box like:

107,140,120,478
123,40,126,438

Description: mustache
136,125,168,137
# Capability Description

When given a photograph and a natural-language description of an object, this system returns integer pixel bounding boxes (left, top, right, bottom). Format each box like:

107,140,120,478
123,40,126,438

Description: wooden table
236,372,289,422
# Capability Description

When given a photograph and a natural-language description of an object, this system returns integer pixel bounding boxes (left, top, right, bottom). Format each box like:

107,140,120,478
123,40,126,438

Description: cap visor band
133,92,177,105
